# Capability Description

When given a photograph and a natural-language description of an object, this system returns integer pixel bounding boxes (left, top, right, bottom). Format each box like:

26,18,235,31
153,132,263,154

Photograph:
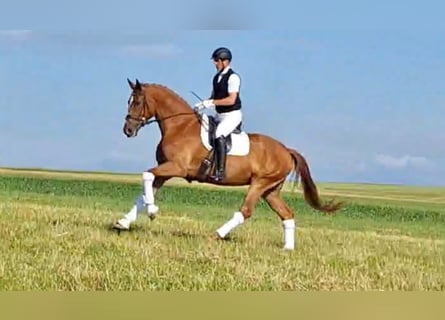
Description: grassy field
0,168,444,290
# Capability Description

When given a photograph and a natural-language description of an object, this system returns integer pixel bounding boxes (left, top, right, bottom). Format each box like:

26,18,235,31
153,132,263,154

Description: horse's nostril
123,126,132,136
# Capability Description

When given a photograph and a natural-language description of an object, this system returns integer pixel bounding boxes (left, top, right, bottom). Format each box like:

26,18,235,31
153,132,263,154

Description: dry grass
0,168,444,290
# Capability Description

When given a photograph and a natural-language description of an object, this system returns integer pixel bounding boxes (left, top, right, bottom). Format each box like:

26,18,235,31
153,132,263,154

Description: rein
126,108,203,128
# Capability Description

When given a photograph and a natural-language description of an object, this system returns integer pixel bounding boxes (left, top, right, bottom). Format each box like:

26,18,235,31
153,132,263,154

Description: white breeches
215,110,242,138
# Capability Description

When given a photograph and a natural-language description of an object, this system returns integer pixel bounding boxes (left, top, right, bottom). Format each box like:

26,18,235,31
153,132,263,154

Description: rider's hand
194,99,215,110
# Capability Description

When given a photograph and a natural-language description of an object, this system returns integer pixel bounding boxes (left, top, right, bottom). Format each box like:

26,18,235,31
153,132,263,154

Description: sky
0,1,444,186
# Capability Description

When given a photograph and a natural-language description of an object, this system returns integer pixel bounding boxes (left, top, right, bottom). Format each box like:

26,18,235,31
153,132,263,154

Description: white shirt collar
219,65,231,75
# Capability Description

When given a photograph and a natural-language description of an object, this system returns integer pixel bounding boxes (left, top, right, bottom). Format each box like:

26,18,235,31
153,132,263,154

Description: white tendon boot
114,172,160,230
142,171,159,219
115,195,146,230
216,211,245,238
282,219,296,250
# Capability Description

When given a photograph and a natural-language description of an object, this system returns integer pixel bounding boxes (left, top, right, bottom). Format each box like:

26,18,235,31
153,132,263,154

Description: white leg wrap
117,195,146,229
118,172,159,229
216,211,245,238
283,219,296,250
142,171,155,205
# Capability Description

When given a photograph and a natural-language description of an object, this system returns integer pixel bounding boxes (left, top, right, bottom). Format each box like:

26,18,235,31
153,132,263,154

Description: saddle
206,115,242,153
197,115,243,182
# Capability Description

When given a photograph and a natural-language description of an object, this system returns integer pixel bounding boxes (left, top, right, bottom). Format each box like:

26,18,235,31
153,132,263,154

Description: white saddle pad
199,114,250,156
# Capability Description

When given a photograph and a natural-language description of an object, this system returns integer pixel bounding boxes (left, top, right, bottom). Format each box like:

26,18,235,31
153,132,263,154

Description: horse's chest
159,137,201,161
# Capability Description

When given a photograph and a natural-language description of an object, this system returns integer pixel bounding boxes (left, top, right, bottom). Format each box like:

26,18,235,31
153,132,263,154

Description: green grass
0,169,444,290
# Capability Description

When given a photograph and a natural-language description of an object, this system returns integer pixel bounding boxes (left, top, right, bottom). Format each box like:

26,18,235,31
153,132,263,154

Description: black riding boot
212,136,226,181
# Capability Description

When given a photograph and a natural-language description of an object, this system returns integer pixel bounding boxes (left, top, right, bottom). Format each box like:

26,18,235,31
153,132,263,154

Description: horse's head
123,78,155,138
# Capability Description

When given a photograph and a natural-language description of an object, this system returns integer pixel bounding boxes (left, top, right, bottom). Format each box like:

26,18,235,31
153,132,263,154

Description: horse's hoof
209,233,223,242
112,220,129,232
147,204,159,215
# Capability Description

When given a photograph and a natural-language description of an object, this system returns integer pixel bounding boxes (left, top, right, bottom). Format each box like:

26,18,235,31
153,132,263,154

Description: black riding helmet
211,47,232,61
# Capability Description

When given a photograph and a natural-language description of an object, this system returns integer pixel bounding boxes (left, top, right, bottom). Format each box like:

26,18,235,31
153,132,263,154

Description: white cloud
121,44,182,58
374,154,432,169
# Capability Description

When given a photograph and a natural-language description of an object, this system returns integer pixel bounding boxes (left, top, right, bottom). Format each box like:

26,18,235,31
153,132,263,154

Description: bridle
125,113,153,127
125,97,203,128
125,95,152,128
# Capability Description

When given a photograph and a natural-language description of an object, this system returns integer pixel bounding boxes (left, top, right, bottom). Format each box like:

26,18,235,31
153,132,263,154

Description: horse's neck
148,87,197,136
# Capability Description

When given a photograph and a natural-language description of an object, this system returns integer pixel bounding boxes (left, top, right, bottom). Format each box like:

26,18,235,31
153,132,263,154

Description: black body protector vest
211,68,242,114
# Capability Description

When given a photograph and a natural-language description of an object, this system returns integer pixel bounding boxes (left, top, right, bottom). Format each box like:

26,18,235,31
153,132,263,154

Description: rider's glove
194,99,215,110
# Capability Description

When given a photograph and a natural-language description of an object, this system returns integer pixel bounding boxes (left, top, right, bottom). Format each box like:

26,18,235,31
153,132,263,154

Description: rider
195,47,243,181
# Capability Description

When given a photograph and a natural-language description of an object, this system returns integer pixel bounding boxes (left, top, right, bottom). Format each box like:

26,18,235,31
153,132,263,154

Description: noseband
125,114,151,127
125,98,154,127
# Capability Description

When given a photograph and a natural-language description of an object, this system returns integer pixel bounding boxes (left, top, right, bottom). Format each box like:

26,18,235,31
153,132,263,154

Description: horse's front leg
142,163,185,216
144,176,171,220
113,162,187,230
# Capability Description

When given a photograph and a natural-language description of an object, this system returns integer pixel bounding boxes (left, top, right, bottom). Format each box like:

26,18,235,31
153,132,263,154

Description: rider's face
213,58,226,72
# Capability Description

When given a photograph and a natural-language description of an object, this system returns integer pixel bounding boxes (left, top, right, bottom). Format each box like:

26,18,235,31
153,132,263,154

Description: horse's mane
144,83,193,109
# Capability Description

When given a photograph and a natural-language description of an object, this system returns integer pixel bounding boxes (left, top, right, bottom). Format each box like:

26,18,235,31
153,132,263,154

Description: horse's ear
135,79,142,90
127,78,135,90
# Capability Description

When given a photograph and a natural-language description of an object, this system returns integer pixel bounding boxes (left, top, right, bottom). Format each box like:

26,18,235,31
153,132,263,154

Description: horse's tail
288,148,343,213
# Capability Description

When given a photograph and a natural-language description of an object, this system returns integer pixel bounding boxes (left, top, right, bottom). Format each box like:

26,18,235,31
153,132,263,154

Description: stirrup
210,166,225,181
210,173,224,182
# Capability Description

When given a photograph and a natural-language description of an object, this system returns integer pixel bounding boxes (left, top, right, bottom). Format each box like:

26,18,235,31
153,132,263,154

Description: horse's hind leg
263,184,296,250
215,179,271,240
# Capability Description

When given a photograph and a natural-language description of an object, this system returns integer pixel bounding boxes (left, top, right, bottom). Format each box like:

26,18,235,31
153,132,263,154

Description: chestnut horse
113,79,342,250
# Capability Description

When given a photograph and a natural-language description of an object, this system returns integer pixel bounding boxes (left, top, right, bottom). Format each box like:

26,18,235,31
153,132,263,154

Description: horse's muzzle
123,123,139,137
123,126,133,137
